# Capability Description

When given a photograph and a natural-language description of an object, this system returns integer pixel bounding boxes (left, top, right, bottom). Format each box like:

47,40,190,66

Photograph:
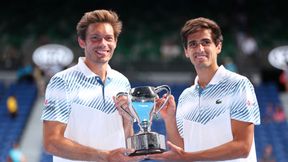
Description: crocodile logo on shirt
216,99,222,104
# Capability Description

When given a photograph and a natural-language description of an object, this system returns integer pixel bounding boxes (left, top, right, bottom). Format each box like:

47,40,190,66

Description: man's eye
91,36,100,40
190,42,197,47
105,37,114,41
202,40,211,46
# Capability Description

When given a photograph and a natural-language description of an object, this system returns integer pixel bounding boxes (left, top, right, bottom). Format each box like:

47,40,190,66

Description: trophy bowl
117,85,171,156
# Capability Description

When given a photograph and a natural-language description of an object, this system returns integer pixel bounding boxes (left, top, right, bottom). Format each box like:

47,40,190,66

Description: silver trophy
116,85,171,156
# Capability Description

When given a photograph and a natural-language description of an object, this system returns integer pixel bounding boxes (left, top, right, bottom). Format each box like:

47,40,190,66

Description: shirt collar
194,65,227,87
77,57,112,80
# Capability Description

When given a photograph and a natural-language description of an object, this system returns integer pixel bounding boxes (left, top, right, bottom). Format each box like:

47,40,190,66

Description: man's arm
43,120,109,161
122,116,134,139
113,95,134,139
149,119,254,161
158,95,184,148
43,121,144,162
184,119,254,160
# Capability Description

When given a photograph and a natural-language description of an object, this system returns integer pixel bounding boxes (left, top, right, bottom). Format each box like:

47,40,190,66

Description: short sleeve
230,78,260,125
41,76,71,123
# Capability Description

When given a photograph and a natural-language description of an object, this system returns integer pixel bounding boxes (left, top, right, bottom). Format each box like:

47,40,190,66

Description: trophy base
129,148,165,156
126,132,166,156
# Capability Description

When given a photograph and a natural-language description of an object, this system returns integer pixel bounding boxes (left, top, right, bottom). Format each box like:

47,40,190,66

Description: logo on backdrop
268,45,288,70
32,44,74,76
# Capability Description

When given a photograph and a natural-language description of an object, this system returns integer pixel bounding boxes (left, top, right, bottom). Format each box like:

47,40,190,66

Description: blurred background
0,0,288,161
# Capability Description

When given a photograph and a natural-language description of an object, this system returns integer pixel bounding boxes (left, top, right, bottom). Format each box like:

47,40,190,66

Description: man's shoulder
179,86,194,99
50,65,82,83
109,68,128,80
223,70,250,84
55,65,79,76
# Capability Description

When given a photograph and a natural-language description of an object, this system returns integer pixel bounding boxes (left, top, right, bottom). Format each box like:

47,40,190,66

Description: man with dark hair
149,17,260,161
41,9,144,162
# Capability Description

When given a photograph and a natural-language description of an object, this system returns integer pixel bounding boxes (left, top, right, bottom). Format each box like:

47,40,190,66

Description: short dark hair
76,9,122,40
180,17,223,49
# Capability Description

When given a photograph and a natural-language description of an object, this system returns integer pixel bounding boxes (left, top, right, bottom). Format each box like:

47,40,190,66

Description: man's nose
194,43,205,51
98,38,108,47
99,38,107,44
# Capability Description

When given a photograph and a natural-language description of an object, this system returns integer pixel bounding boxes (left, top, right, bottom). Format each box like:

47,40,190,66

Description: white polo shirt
41,57,130,162
176,66,260,162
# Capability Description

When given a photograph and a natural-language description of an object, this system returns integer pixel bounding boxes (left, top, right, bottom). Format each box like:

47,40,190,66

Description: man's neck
196,65,218,88
85,60,108,82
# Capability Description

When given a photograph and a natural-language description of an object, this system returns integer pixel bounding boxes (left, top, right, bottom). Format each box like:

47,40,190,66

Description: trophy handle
154,85,171,114
116,92,135,120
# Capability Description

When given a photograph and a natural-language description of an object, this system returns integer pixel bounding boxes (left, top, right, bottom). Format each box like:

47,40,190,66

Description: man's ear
184,48,189,58
216,42,222,55
115,38,118,48
78,37,85,49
